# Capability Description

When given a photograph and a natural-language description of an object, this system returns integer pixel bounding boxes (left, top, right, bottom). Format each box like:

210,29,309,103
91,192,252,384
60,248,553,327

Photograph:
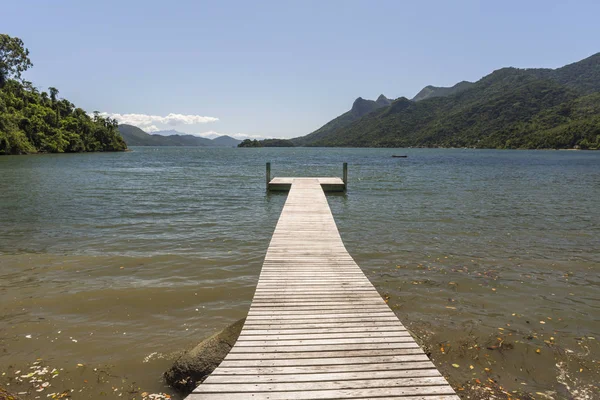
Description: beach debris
1,358,177,400
141,393,171,400
143,352,165,363
49,391,71,398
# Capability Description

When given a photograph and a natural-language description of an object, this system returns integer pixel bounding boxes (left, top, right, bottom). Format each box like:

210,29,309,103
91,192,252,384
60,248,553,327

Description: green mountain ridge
412,81,474,102
288,52,600,149
292,94,391,146
523,52,600,95
118,124,241,147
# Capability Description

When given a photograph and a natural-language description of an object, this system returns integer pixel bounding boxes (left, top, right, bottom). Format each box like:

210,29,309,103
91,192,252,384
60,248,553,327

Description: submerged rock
164,318,245,394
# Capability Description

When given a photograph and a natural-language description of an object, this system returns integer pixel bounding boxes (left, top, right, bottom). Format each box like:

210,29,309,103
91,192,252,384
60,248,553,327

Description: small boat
392,155,408,158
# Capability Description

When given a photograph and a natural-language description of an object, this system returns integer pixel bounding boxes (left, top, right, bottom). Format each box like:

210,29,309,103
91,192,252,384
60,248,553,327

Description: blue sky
4,0,600,138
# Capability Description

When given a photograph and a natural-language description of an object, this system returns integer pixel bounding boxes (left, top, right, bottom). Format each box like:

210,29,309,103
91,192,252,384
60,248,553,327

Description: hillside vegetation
119,124,212,146
411,81,474,102
238,138,295,147
0,34,126,155
286,52,600,149
292,95,392,146
118,124,241,147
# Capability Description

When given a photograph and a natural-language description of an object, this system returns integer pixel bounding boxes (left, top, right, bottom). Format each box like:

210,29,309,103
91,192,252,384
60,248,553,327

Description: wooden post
343,162,348,186
266,162,271,188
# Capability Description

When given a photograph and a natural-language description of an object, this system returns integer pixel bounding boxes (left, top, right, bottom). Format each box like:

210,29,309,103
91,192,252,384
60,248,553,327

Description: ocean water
0,147,598,398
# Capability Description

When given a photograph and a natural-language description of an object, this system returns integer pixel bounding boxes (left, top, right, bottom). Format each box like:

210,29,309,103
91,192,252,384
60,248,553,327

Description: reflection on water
1,147,599,398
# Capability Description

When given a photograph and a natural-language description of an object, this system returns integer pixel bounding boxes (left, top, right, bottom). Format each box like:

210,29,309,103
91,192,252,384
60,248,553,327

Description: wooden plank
189,391,458,400
205,368,442,383
247,308,393,316
243,318,402,326
250,301,385,307
242,320,403,329
252,290,377,294
245,312,397,320
252,293,384,298
224,348,425,360
238,326,408,335
250,299,385,304
237,332,411,341
218,354,431,368
247,308,394,314
211,360,436,375
257,278,370,282
249,303,389,309
249,301,386,306
187,178,457,399
228,342,420,354
234,337,417,346
195,376,449,392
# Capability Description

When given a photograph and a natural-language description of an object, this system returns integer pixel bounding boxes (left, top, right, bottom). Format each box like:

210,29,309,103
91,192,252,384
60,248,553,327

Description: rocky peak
376,94,391,106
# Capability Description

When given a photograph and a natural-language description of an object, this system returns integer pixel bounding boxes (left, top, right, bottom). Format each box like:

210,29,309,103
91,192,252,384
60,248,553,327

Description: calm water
1,147,599,399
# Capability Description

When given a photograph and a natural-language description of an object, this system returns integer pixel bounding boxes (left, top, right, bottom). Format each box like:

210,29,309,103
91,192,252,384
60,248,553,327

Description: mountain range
243,52,600,149
118,124,241,147
292,95,392,146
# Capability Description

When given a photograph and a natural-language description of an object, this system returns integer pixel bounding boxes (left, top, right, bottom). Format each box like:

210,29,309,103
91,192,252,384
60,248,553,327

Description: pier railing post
343,162,348,187
266,162,271,189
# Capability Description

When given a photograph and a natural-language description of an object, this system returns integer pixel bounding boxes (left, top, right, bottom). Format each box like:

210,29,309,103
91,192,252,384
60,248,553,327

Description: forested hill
292,95,392,146
118,124,242,147
0,80,127,155
119,124,214,146
288,52,600,149
0,34,126,155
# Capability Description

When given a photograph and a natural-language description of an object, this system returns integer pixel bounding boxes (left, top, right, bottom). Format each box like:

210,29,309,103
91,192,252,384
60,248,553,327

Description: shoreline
0,149,130,157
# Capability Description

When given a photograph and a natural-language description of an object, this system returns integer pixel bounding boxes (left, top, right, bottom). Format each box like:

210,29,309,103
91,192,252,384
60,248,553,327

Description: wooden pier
188,177,458,399
266,163,347,192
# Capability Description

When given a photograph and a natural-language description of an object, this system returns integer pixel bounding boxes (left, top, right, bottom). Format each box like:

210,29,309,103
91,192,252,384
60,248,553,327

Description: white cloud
231,133,271,140
100,112,219,132
144,125,160,132
187,131,221,139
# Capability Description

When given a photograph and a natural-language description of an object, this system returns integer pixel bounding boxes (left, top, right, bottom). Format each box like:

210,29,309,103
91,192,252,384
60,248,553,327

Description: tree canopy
238,138,295,147
0,34,33,87
0,34,126,155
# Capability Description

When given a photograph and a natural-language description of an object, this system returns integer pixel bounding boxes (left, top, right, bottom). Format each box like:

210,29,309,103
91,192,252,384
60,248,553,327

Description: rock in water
164,318,245,394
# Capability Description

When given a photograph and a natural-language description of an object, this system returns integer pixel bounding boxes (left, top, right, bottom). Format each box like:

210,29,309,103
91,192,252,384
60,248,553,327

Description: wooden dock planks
267,177,346,192
188,178,458,399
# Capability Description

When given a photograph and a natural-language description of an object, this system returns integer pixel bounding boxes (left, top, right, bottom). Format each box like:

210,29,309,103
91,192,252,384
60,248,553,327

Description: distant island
241,52,600,149
239,138,295,147
0,34,126,155
118,124,241,147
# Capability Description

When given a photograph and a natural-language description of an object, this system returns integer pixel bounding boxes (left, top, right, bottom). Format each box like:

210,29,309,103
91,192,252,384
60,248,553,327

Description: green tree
0,36,127,155
0,34,33,88
48,87,58,103
48,86,59,124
